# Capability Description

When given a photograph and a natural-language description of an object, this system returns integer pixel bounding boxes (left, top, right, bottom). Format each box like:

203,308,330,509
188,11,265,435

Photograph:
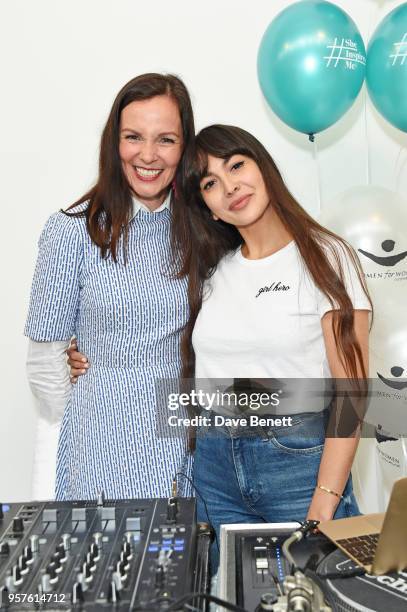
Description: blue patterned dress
25,204,192,500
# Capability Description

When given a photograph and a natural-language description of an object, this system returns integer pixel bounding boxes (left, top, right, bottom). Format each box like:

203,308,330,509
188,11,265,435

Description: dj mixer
0,496,210,611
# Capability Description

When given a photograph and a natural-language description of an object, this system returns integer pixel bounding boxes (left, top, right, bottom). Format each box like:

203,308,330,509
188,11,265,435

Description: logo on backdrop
255,282,290,298
358,239,407,267
390,33,407,66
377,366,407,391
324,38,366,70
375,425,399,445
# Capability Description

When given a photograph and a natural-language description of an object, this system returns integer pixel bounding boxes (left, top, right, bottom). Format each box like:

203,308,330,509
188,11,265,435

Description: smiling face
199,154,270,227
119,95,183,209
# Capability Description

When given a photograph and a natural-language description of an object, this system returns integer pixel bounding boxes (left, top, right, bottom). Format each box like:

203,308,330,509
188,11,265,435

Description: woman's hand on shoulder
66,338,90,383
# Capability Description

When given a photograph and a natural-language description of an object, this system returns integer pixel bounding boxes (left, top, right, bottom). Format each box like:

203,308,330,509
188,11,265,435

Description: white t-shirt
193,240,370,386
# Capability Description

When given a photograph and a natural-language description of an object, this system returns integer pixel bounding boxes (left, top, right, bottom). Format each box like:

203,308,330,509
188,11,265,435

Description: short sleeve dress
25,204,192,500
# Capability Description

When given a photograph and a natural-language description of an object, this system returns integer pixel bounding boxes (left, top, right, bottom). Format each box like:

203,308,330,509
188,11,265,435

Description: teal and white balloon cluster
257,1,407,137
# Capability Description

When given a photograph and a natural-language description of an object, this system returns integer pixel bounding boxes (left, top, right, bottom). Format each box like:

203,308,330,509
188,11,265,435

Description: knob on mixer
12,564,23,586
56,543,67,559
51,555,63,573
82,562,92,582
89,542,100,560
86,552,97,572
72,581,84,604
120,550,130,571
166,497,178,523
0,585,9,602
108,577,121,604
123,540,132,559
92,532,103,549
61,533,71,552
155,564,166,588
18,554,29,575
259,592,278,610
116,560,127,579
5,573,15,593
12,517,24,535
29,534,39,553
24,545,33,564
76,571,89,592
41,572,53,593
46,564,58,583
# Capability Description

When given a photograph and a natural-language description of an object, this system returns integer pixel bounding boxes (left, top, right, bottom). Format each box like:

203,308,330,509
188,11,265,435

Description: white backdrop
0,0,405,502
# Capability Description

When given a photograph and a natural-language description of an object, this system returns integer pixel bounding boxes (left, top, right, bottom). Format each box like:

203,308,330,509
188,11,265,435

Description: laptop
318,477,407,575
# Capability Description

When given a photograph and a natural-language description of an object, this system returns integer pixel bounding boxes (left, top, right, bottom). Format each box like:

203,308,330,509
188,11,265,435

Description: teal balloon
367,3,407,132
257,0,366,136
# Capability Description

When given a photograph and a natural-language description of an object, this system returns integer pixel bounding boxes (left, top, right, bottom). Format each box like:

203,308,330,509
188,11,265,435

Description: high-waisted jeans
193,410,360,573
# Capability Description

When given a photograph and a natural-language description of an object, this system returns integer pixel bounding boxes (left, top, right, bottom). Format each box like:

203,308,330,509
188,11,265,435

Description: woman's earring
212,214,219,221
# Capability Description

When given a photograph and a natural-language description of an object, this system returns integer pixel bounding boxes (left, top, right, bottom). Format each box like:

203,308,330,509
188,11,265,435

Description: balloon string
395,146,406,194
366,0,381,41
312,137,321,218
364,0,382,187
364,85,371,186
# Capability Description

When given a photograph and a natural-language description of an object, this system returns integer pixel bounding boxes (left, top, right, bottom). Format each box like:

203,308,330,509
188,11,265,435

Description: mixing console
0,496,210,610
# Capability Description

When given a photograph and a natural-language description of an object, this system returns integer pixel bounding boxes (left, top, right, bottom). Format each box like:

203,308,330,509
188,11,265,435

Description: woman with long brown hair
25,73,196,500
177,124,372,571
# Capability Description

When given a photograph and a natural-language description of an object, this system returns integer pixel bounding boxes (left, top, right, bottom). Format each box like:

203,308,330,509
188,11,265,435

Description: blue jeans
193,410,360,573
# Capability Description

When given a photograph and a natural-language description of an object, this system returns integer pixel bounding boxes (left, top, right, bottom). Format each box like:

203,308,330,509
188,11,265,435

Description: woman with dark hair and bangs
25,73,196,500
176,124,372,571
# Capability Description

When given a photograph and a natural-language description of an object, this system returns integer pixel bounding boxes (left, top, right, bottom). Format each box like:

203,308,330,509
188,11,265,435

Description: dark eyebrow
200,156,232,180
120,128,140,133
158,132,180,137
120,128,180,137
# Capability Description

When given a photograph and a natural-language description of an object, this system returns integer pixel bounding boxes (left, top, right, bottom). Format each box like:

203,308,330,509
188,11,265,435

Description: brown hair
175,124,372,380
65,73,195,261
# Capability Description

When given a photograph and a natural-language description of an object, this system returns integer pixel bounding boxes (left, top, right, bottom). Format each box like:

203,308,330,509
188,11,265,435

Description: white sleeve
31,416,61,501
27,339,71,500
317,241,372,318
27,339,71,423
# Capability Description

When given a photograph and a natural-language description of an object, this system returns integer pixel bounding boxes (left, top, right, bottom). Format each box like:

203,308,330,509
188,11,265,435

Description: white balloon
361,300,407,435
376,434,407,510
352,439,381,513
322,186,407,507
368,302,407,504
321,186,407,304
322,187,407,435
370,301,407,375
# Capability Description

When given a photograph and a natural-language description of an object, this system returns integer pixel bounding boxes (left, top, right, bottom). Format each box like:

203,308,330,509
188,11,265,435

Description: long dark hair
175,124,372,380
66,73,195,261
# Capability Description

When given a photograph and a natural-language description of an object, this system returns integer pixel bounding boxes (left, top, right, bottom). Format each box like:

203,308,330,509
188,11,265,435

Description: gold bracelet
317,484,344,500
